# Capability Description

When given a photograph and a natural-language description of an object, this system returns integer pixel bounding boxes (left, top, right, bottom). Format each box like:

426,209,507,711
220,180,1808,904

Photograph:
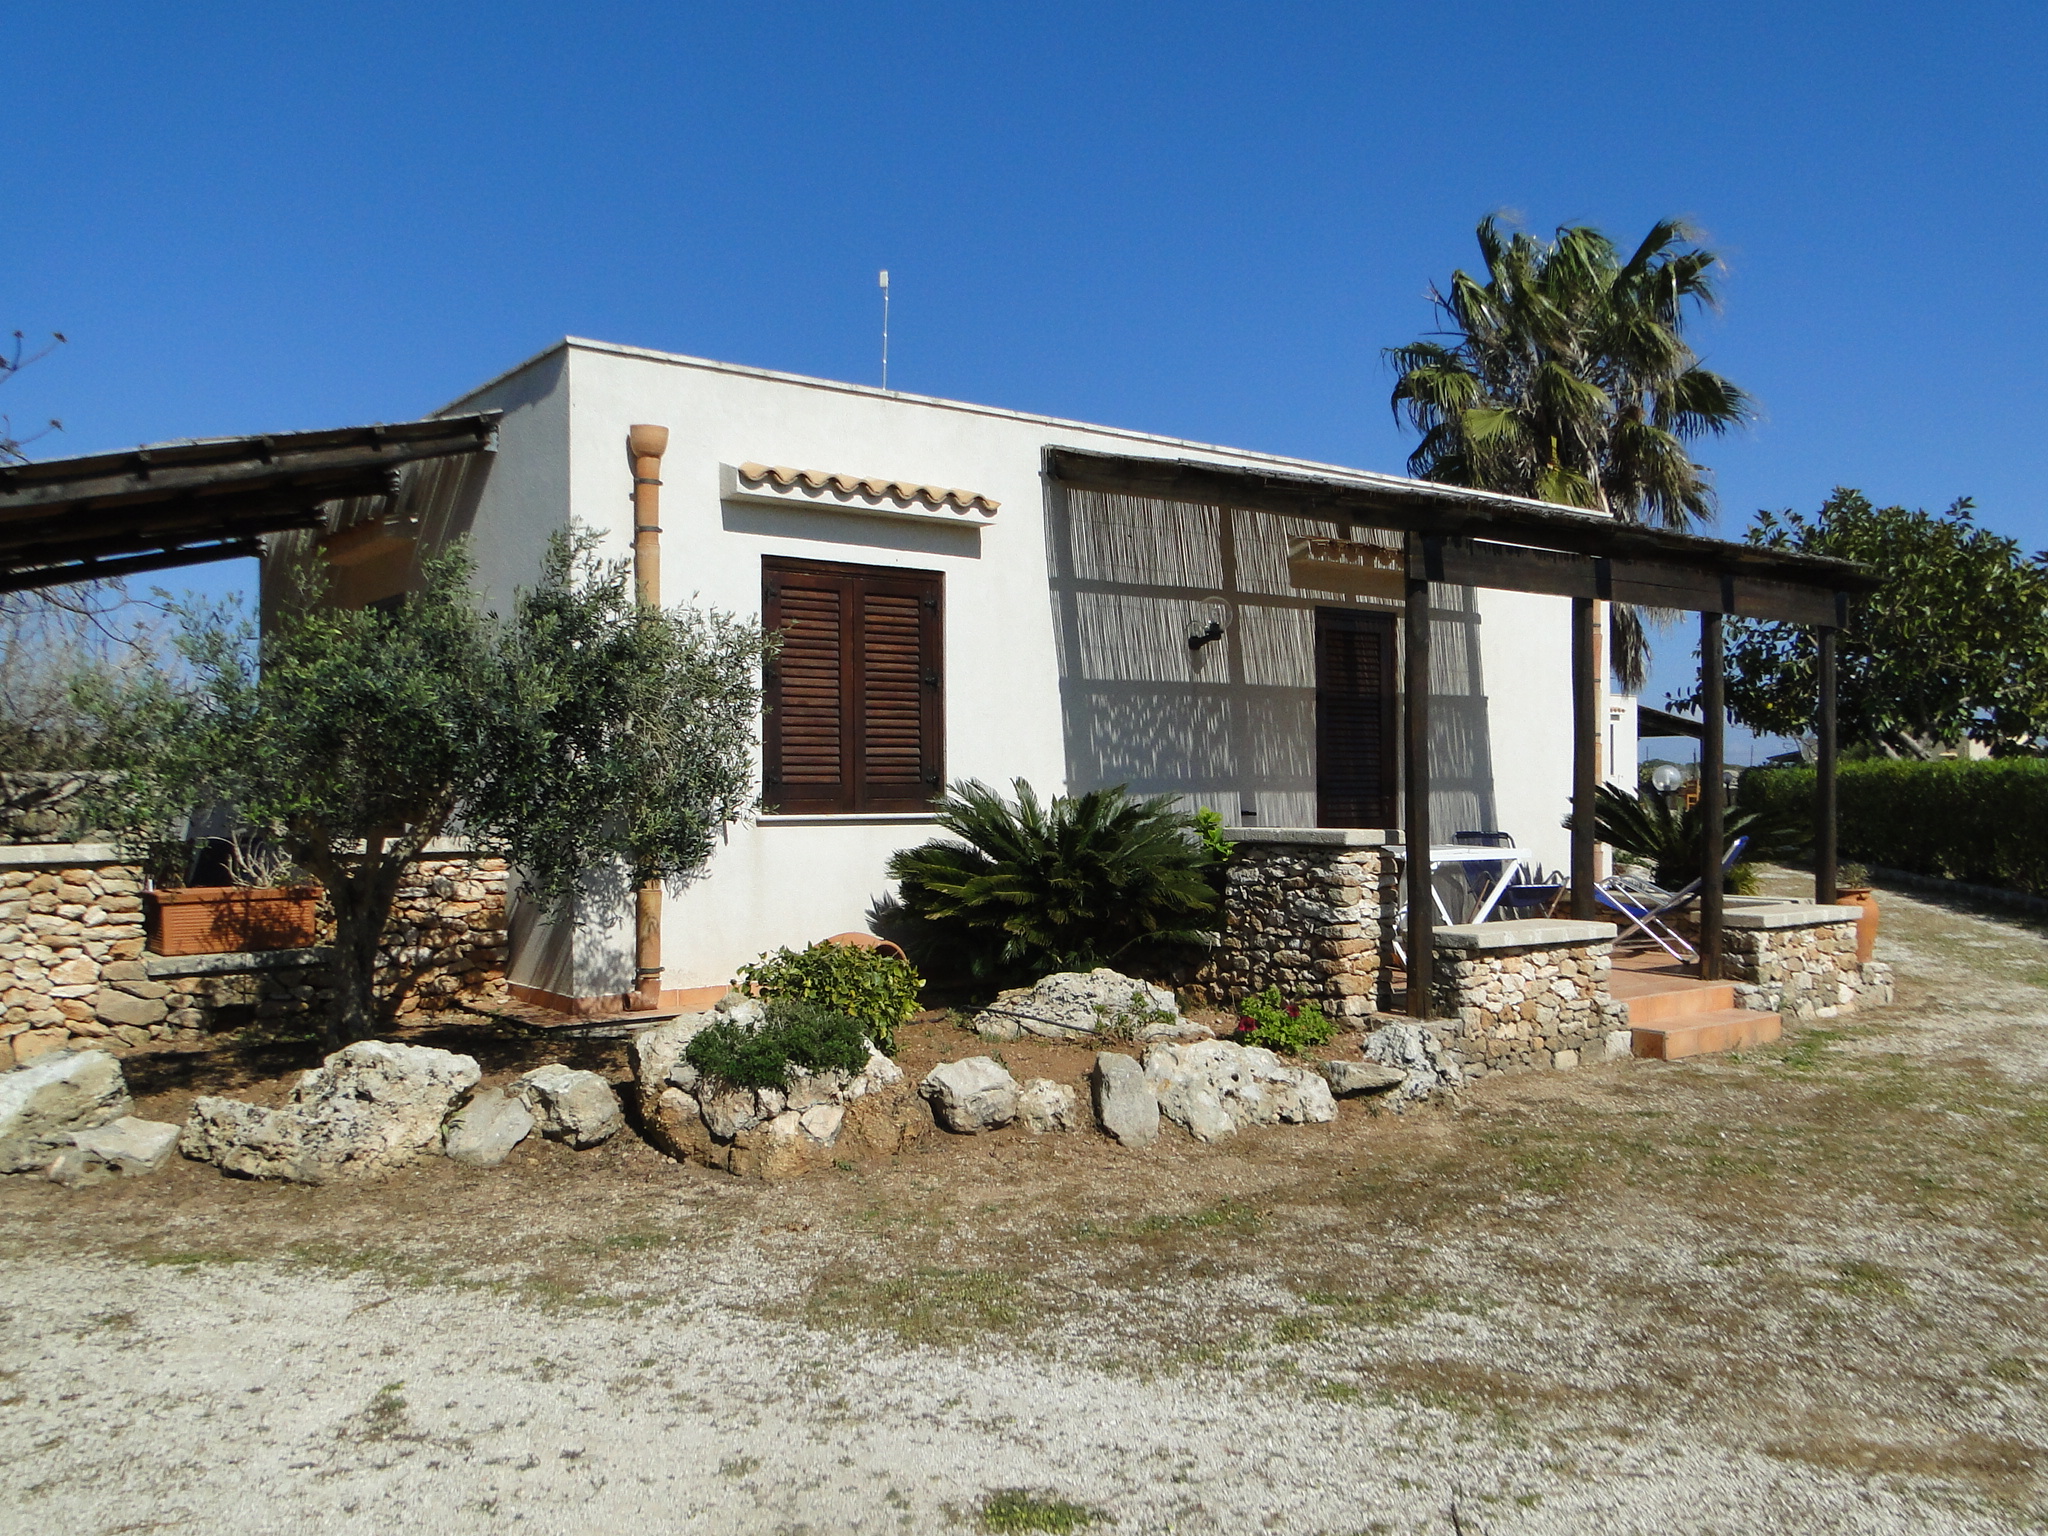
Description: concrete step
1619,981,1737,1025
1631,1008,1781,1061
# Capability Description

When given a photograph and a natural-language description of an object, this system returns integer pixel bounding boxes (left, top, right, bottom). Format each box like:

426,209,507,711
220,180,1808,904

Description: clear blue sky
10,1,2044,757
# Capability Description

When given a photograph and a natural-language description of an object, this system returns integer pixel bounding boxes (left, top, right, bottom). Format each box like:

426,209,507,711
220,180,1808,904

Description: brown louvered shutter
1315,607,1398,828
764,557,943,814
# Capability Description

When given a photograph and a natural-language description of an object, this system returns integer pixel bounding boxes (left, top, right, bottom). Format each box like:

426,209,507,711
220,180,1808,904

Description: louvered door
1315,607,1398,828
764,557,943,813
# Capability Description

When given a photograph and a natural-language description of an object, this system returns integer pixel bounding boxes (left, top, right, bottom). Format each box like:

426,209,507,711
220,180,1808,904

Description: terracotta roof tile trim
737,462,999,515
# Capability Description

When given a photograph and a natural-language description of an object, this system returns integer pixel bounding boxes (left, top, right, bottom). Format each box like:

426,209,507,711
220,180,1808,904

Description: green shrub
1231,986,1335,1055
682,997,872,1090
736,941,921,1055
885,778,1220,987
1192,807,1236,863
1742,758,2048,897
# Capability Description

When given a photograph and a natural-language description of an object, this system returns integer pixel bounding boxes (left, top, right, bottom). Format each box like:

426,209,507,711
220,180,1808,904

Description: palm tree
1385,217,1755,687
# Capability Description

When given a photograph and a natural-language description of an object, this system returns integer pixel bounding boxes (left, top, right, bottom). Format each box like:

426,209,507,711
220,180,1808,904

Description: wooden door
1315,607,1398,828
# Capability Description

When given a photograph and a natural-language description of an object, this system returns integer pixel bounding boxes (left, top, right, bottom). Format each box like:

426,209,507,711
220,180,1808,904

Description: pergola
1047,448,1882,1015
0,413,500,593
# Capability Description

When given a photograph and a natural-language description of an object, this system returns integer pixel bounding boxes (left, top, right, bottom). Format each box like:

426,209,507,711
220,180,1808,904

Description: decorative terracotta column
628,424,669,1012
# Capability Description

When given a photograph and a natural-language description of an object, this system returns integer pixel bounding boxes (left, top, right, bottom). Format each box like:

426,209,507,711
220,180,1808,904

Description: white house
270,337,1638,1014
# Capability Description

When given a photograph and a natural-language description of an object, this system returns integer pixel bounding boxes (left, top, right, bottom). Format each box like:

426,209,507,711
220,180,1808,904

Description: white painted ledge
0,843,125,868
1433,919,1616,950
1228,827,1392,847
1723,904,1864,930
146,948,334,979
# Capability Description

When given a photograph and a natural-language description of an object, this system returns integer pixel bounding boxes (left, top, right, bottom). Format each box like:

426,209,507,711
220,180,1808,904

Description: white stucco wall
441,337,1584,997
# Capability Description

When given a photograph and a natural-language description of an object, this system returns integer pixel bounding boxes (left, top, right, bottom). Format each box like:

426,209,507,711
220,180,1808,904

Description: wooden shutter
764,557,943,813
1315,607,1398,828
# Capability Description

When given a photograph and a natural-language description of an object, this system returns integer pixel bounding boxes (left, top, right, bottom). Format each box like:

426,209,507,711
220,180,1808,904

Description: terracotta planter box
147,886,321,957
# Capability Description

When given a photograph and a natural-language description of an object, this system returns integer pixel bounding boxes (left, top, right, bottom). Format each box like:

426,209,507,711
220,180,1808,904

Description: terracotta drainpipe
628,424,669,1013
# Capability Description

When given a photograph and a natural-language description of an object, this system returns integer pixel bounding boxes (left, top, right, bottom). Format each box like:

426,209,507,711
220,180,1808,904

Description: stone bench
1430,919,1630,1076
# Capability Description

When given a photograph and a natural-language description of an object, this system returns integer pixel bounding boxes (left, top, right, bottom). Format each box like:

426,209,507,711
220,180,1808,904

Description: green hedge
1741,759,2048,897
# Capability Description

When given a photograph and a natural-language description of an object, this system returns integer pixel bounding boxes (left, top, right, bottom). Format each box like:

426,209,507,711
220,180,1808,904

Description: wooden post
1571,596,1599,920
1815,625,1838,904
1699,610,1726,980
1404,533,1433,1018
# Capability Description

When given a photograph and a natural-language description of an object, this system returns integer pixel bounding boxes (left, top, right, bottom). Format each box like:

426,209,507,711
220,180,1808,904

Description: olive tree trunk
301,834,424,1051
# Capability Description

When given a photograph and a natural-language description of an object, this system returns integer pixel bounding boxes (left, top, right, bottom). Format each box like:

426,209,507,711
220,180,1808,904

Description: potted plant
1833,862,1879,963
146,832,321,957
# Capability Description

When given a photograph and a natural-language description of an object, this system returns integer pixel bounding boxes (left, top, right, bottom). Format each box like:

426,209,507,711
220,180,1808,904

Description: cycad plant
885,779,1220,987
1386,216,1755,688
1583,782,1806,890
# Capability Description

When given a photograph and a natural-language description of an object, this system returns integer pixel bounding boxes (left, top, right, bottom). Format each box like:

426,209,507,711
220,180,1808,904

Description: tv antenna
878,269,890,391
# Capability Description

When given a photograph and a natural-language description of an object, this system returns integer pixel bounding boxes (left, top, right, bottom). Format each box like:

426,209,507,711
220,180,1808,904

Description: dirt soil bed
2,868,2045,1533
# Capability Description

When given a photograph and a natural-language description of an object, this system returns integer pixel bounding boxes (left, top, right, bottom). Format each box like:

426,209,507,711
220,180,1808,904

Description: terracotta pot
1834,887,1879,963
147,885,321,957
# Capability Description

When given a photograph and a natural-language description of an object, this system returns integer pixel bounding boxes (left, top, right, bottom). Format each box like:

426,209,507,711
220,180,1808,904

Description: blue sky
9,1,2044,758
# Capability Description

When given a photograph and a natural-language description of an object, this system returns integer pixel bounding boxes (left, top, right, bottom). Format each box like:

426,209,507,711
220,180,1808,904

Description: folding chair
1593,836,1750,963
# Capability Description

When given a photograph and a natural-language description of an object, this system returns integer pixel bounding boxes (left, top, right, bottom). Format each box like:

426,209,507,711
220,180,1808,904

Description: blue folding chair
1594,836,1750,962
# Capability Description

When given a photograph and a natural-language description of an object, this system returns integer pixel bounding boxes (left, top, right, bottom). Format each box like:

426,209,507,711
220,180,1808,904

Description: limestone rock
179,1040,480,1183
1362,1022,1464,1103
920,1055,1019,1133
11,1028,71,1066
1317,1059,1408,1097
442,1087,534,1166
509,1064,622,1148
971,969,1183,1043
627,1009,718,1121
1017,1077,1080,1133
94,988,168,1030
1091,1051,1158,1146
0,1048,131,1172
639,1015,914,1179
69,1114,179,1176
1143,1039,1336,1143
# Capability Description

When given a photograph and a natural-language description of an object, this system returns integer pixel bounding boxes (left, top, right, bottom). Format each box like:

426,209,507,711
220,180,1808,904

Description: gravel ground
3,870,2045,1534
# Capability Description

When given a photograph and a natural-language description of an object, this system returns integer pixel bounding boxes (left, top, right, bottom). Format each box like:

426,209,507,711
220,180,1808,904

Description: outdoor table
1384,844,1529,927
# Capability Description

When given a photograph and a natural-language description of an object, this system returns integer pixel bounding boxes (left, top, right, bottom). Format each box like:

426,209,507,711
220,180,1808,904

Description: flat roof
453,337,1875,603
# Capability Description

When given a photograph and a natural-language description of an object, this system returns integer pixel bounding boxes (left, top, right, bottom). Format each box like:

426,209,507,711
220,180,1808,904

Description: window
762,556,944,814
1315,607,1398,828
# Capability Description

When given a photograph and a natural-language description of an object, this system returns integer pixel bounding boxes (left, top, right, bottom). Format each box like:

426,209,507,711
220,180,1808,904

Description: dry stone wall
1,851,148,1067
1183,831,1390,1018
1428,921,1630,1077
1721,909,1891,1021
0,845,510,1068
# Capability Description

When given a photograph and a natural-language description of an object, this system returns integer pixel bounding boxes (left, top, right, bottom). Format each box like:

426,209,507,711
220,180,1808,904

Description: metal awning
0,413,499,592
1639,704,1707,740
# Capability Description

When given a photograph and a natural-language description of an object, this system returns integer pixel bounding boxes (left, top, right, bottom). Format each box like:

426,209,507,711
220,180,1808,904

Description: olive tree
84,531,771,1046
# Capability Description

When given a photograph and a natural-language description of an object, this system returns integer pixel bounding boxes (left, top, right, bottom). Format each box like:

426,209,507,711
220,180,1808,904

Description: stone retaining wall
0,844,511,1068
1181,830,1390,1019
1721,905,1893,1021
1428,920,1630,1077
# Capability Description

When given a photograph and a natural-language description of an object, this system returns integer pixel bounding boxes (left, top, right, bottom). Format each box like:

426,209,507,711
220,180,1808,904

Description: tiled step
1631,1008,1781,1061
1618,981,1736,1025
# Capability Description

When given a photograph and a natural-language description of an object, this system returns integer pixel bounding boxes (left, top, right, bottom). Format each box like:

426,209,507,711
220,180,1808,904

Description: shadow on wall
1044,483,1499,834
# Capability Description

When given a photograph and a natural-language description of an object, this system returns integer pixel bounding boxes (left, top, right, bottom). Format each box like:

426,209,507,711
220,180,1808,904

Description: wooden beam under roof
1047,446,1878,608
0,412,498,592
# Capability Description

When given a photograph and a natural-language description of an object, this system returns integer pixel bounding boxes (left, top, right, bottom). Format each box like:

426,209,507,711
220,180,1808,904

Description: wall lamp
1188,597,1231,651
